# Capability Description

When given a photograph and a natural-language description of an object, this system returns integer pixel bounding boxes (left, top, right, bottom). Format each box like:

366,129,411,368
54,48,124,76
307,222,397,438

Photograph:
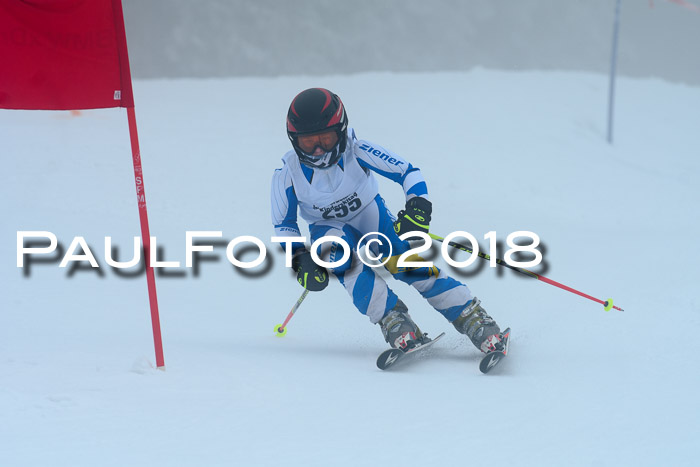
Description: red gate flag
0,0,134,109
1,0,165,368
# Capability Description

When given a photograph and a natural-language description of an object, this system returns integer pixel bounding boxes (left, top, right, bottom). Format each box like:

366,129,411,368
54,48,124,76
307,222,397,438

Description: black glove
292,249,329,292
394,197,432,235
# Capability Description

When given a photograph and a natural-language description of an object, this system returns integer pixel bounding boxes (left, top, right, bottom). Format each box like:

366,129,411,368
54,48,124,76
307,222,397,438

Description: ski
479,327,511,374
376,332,445,370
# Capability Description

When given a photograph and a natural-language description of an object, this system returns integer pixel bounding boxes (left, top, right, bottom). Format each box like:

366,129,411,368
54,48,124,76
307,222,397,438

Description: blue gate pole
607,0,622,144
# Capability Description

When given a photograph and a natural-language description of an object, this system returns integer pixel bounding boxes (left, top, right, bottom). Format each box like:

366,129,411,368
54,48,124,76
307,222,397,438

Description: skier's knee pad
315,238,353,275
328,240,353,274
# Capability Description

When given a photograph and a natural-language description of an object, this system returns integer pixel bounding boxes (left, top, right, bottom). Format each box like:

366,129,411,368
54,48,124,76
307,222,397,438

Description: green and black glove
292,249,329,292
394,197,432,235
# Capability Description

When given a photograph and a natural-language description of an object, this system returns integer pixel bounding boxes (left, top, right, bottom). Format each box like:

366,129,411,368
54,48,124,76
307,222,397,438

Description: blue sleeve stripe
357,159,403,183
399,164,417,184
404,166,419,176
274,221,301,233
274,178,286,218
270,169,286,221
356,148,406,179
285,186,297,219
274,221,298,229
373,166,403,183
407,181,428,197
271,168,299,226
355,143,427,195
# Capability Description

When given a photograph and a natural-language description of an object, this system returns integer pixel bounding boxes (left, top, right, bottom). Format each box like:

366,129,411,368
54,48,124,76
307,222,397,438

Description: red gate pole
126,106,165,369
113,0,165,369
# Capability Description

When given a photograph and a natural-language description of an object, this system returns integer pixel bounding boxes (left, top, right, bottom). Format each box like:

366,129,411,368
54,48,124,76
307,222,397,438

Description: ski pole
274,289,309,337
428,233,624,312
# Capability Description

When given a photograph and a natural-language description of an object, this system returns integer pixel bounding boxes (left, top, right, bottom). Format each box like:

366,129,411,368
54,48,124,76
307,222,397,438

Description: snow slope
1,70,699,466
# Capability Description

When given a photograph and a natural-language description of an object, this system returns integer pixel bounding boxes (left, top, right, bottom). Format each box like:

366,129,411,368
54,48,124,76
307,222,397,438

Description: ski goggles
297,129,339,154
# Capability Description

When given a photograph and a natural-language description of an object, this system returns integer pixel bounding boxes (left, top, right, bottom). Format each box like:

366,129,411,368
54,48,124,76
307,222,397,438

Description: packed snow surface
2,70,699,466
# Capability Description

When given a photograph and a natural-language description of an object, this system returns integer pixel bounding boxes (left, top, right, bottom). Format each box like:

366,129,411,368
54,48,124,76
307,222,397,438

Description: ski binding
478,327,511,374
376,332,445,370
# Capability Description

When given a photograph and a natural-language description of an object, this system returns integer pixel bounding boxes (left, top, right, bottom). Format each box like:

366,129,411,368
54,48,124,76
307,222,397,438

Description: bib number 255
322,198,362,219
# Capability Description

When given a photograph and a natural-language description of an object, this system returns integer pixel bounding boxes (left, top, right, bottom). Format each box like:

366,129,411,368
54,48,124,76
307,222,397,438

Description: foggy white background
3,1,700,465
122,0,700,85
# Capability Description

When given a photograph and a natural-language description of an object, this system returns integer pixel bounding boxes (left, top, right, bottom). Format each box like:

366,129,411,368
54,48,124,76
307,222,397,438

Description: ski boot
378,299,424,352
452,297,503,353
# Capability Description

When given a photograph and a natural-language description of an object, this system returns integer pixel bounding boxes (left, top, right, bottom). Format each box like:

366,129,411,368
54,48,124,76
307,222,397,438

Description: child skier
271,88,504,354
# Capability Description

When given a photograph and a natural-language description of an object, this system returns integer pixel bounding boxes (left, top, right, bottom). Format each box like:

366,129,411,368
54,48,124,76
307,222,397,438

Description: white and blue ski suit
271,129,473,324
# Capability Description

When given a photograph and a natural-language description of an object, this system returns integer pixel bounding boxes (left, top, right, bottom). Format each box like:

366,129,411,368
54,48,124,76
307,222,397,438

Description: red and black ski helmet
287,88,348,169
